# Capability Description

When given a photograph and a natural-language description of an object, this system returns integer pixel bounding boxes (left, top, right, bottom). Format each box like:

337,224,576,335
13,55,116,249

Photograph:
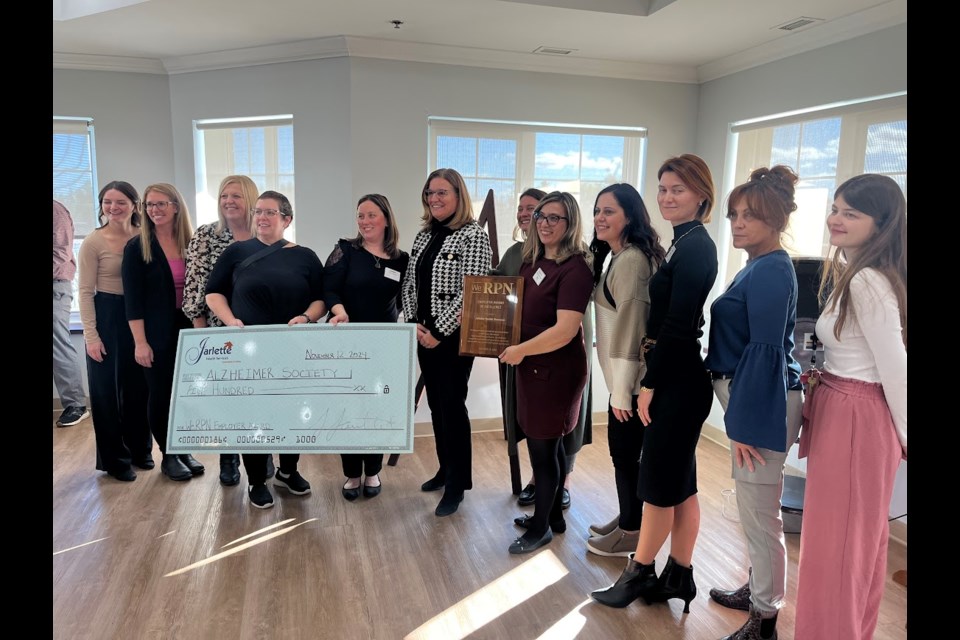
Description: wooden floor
53,414,907,640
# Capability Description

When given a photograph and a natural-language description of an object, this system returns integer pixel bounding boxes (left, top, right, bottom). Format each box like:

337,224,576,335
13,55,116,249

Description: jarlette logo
185,337,234,365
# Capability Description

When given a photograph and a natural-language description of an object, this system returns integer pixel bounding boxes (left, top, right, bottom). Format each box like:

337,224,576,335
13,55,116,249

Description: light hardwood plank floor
53,414,907,640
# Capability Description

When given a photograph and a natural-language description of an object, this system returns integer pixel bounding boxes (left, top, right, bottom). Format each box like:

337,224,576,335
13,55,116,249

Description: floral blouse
182,222,236,327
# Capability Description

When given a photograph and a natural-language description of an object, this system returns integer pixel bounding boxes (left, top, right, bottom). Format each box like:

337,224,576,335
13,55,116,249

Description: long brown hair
819,174,907,347
352,193,402,259
139,183,194,263
521,191,591,268
419,168,474,230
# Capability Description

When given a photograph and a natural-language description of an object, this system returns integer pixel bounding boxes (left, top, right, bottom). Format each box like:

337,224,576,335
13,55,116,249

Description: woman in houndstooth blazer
401,168,492,517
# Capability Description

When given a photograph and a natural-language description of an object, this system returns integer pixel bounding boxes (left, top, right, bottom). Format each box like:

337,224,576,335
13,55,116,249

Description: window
727,93,906,280
193,115,296,239
429,118,646,256
53,116,99,322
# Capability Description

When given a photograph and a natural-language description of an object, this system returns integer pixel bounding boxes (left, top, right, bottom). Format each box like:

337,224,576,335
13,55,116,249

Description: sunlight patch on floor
53,536,110,556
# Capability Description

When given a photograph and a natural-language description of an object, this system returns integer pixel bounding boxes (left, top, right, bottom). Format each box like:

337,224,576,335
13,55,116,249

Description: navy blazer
122,234,181,352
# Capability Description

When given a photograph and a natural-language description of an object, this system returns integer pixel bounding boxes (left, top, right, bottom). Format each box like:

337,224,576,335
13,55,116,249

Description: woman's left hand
498,345,524,366
288,314,310,326
730,439,766,473
416,323,439,349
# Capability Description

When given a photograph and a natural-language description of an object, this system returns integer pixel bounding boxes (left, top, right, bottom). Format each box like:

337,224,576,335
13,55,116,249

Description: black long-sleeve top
323,239,410,322
640,220,718,388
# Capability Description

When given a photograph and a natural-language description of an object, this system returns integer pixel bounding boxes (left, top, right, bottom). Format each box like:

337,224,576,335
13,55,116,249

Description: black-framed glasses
533,211,568,226
424,189,453,198
145,201,174,210
254,208,282,218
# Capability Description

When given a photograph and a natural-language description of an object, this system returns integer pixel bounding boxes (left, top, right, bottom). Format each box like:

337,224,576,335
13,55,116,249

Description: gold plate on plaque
459,275,523,358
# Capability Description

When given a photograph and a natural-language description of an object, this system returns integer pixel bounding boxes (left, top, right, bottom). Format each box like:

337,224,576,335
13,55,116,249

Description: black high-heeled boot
590,554,658,608
649,555,697,613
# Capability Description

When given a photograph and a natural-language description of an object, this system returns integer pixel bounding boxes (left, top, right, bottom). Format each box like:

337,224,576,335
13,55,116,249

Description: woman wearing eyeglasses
206,191,326,509
498,192,593,553
122,183,203,482
400,168,492,517
78,181,151,481
182,174,265,488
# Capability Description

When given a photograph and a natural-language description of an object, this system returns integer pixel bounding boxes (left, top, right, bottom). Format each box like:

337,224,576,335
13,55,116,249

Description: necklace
373,255,381,269
665,223,702,262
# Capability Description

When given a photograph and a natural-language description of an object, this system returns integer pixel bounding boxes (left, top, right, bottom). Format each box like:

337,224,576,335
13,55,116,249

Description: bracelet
299,314,312,323
639,386,653,393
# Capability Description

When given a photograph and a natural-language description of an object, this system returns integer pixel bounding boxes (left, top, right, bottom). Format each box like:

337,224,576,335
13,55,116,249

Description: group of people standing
64,153,905,639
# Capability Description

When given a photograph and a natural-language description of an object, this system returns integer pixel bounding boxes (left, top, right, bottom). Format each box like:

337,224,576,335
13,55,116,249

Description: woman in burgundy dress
499,191,594,554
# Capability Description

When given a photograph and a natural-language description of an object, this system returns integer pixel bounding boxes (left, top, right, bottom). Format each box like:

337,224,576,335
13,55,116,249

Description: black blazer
122,234,181,352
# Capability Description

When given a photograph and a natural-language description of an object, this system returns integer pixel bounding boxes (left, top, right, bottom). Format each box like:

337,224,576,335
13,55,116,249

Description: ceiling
53,0,907,82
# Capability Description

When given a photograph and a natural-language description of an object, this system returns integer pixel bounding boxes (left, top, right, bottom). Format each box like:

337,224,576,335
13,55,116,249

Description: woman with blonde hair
182,174,260,486
400,168,492,517
122,182,202,482
794,174,907,640
499,191,593,553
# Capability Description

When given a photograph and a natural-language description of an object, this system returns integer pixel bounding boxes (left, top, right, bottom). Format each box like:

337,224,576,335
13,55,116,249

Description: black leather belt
710,372,734,381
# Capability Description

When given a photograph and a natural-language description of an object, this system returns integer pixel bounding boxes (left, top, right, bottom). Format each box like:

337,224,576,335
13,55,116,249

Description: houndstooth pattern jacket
401,221,492,338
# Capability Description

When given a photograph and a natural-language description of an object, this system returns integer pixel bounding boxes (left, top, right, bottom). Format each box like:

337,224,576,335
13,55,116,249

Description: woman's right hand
86,340,106,363
611,405,633,423
135,342,154,368
225,318,245,328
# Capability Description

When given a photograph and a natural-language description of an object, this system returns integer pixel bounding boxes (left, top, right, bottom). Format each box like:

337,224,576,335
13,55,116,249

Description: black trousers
607,396,644,530
243,453,300,485
341,453,384,478
418,329,475,494
87,293,151,473
140,313,191,455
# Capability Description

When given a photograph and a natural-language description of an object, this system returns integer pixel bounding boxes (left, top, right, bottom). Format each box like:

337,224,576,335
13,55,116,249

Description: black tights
523,436,567,540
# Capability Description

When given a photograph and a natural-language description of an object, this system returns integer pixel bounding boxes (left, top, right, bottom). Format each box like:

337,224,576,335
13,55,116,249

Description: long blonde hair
521,191,591,269
139,183,194,263
819,174,907,347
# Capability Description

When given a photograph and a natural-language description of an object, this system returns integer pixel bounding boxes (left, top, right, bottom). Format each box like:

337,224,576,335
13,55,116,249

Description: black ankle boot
590,554,658,608
650,555,697,613
720,606,777,640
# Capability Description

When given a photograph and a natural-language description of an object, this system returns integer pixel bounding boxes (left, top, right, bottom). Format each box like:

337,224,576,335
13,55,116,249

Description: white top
817,267,906,453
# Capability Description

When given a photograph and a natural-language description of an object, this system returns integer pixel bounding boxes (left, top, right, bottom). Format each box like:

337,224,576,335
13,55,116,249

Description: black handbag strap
233,239,289,285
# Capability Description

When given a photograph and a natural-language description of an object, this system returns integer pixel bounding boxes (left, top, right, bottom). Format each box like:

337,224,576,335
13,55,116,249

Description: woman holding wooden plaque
499,191,593,554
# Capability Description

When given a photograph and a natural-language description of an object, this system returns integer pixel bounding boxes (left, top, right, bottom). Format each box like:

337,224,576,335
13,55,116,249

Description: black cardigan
122,234,181,352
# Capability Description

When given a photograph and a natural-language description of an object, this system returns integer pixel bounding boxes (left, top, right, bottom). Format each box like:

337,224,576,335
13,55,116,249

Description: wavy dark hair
97,180,141,228
588,183,665,285
819,174,907,347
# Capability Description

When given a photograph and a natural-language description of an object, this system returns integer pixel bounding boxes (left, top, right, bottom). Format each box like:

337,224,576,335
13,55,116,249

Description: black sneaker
265,455,276,479
274,470,311,495
248,484,274,509
57,406,90,427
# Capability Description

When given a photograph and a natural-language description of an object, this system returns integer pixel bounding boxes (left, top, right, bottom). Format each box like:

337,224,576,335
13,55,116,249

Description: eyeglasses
533,211,568,226
424,189,453,199
145,201,174,210
254,208,282,218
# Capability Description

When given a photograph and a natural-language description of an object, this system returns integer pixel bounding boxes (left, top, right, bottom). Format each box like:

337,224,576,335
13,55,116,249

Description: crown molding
697,1,907,83
342,36,697,83
161,36,350,74
53,52,166,74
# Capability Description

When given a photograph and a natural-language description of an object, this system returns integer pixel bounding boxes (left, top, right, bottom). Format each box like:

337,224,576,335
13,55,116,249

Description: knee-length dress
637,220,718,507
515,255,594,439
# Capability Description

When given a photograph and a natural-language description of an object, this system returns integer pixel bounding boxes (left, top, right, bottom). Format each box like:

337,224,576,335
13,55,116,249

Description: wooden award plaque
459,275,523,357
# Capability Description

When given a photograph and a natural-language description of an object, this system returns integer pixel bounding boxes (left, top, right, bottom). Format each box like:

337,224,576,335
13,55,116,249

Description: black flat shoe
108,468,137,482
363,476,382,498
342,480,361,502
421,474,445,492
132,454,155,470
517,483,536,506
161,455,193,482
435,491,464,516
179,454,205,476
219,455,240,486
513,514,566,534
508,529,553,554
561,488,571,510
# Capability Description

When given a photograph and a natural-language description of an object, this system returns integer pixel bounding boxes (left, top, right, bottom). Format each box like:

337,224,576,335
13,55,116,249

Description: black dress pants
88,293,151,473
418,329,475,494
607,396,644,530
140,313,191,455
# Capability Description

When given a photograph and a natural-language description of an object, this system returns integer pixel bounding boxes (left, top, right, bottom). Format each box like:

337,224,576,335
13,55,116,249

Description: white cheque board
167,323,416,454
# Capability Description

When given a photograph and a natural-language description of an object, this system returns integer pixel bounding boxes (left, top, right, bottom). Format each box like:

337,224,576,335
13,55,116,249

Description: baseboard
700,420,906,547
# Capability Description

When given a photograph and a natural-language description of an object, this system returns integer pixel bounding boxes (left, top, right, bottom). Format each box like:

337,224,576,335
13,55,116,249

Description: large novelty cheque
166,323,416,454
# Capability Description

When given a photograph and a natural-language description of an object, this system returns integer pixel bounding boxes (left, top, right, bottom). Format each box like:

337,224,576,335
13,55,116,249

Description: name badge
384,267,401,282
664,246,676,263
533,267,546,286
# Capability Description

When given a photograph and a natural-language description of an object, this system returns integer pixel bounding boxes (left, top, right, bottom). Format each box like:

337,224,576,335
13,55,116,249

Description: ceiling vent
533,46,576,56
774,16,824,32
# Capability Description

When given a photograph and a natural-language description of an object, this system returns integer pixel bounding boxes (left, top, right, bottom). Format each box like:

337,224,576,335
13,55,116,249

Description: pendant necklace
373,255,381,269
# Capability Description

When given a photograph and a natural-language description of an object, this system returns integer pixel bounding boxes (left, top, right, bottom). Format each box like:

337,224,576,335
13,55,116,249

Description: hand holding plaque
459,275,523,357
